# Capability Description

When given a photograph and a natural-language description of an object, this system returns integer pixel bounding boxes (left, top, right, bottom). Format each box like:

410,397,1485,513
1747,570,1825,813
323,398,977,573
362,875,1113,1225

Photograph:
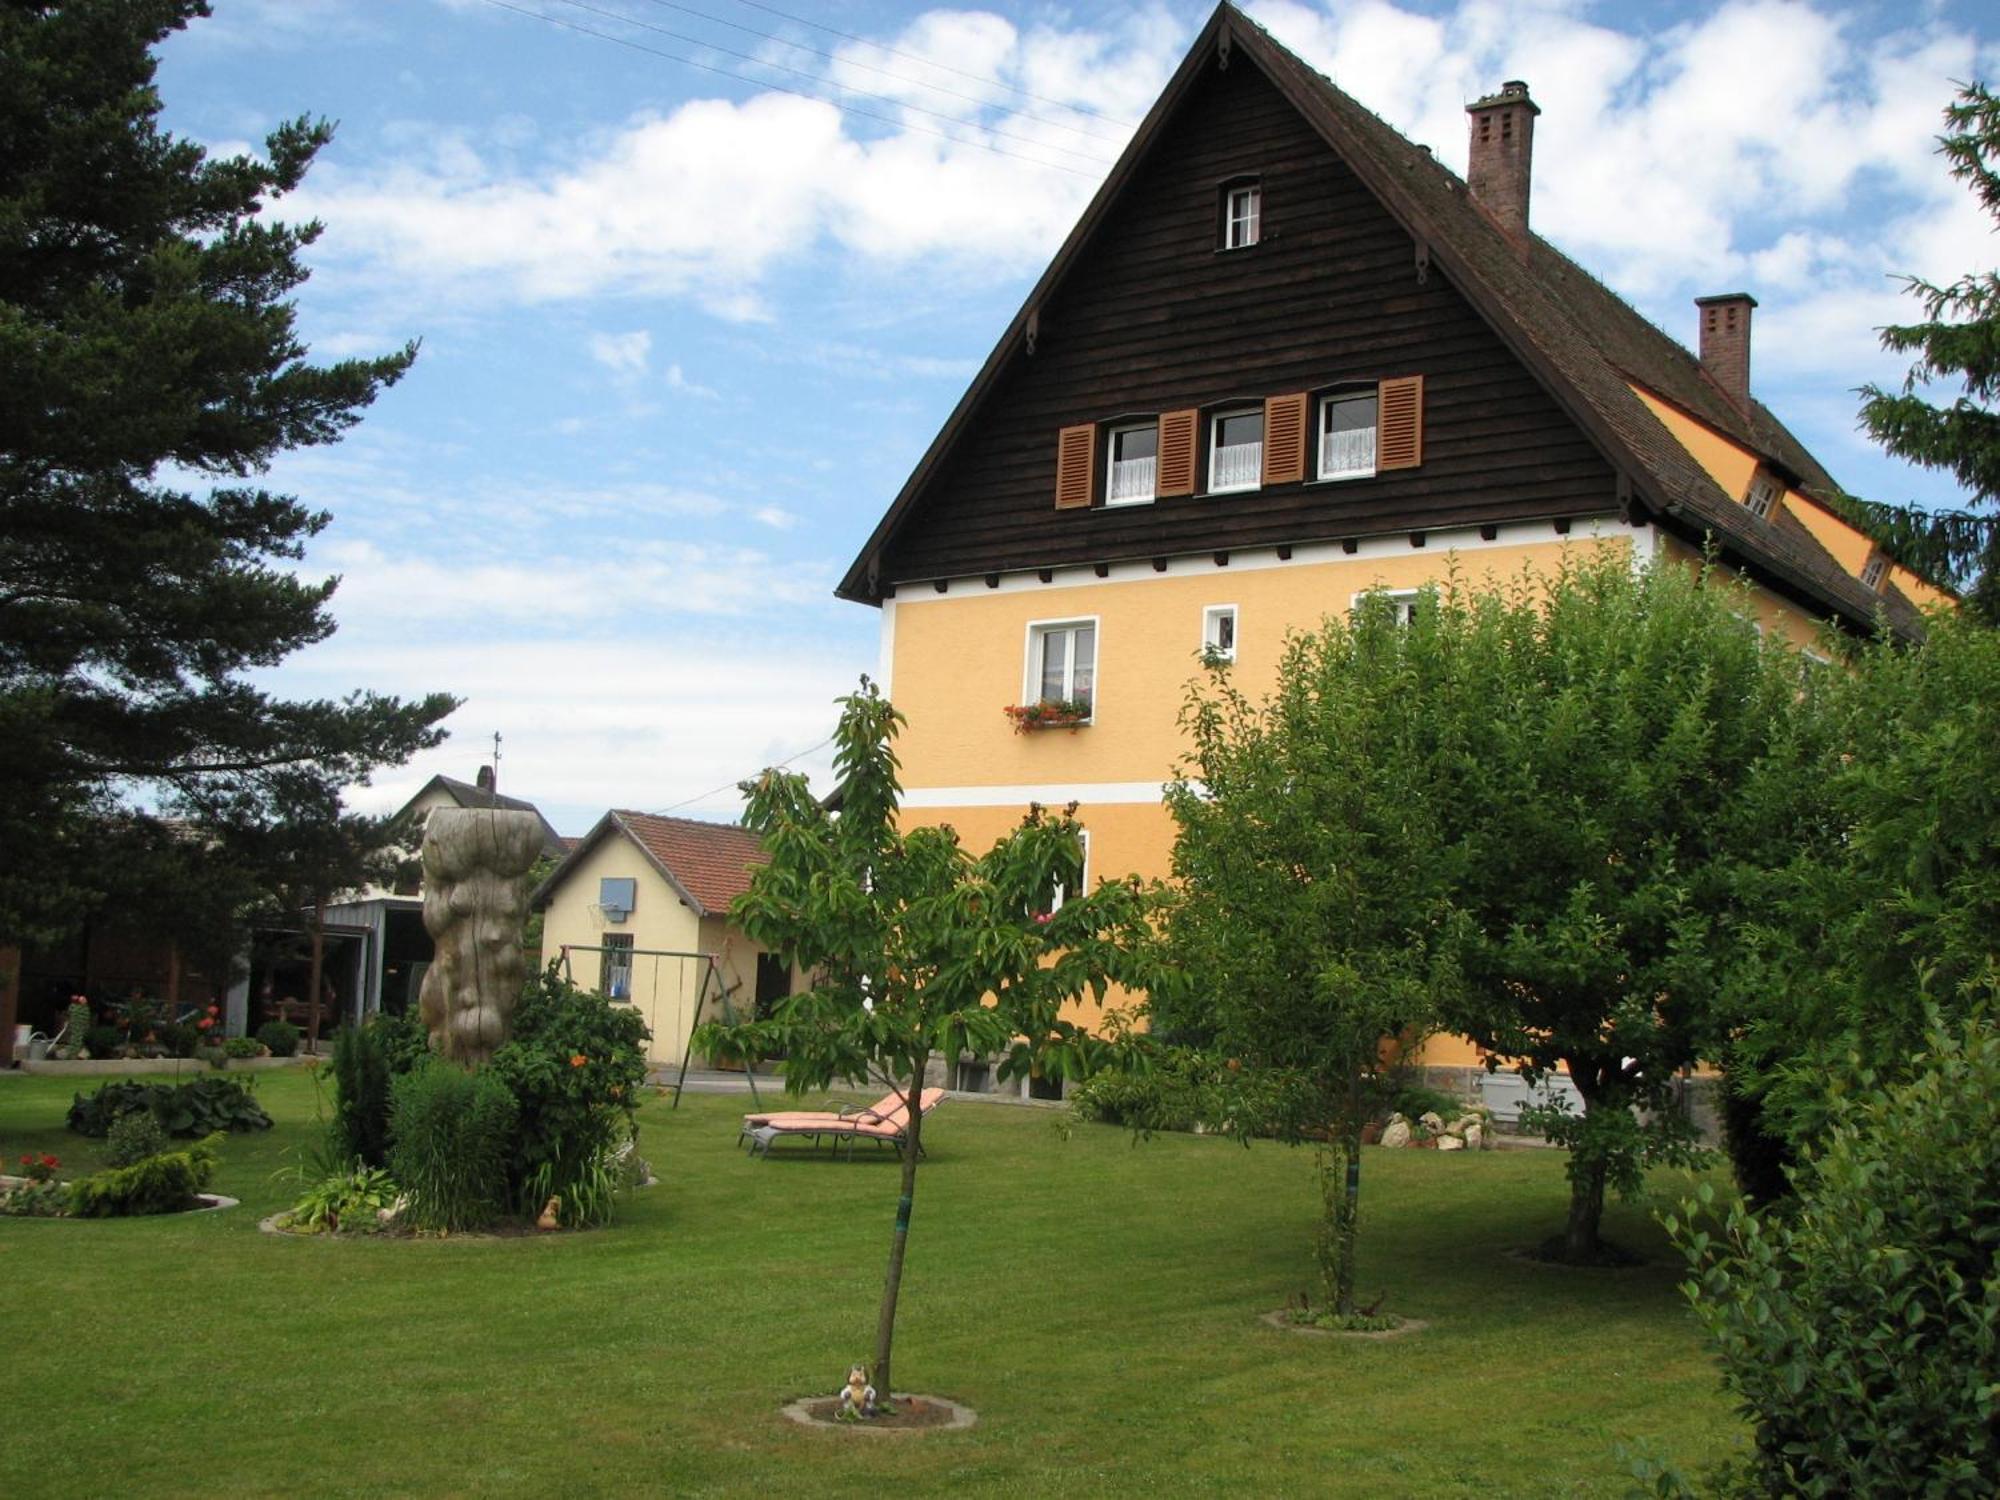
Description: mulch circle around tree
1260,1309,1429,1340
779,1394,977,1433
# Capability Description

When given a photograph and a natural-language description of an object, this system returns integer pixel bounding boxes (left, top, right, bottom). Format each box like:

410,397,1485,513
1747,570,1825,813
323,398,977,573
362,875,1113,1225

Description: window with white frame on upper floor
1202,604,1237,660
1860,553,1888,591
1745,471,1782,519
1318,390,1378,480
1221,181,1260,249
1208,409,1263,493
1352,588,1421,627
1105,422,1158,506
1028,619,1096,713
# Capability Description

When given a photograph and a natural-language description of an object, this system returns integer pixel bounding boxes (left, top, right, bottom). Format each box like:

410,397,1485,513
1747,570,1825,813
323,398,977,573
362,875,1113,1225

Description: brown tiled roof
838,2,1922,640
611,810,767,917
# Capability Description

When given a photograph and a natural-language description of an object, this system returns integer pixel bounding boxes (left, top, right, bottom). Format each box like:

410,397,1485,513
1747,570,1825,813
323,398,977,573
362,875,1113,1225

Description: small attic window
1220,179,1261,249
1860,554,1888,591
1744,471,1781,519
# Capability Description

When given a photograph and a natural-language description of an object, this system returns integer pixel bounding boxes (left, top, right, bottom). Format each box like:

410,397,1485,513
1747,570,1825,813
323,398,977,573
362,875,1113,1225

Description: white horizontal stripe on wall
901,781,1170,809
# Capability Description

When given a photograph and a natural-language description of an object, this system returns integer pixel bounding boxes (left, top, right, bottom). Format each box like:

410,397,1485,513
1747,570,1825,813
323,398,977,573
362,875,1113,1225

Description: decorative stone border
1259,1309,1429,1341
0,1189,237,1219
778,1394,978,1433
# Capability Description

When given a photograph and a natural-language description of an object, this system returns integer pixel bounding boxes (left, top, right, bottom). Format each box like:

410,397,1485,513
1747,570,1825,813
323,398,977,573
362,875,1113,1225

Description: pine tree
1852,81,2000,619
0,1,457,941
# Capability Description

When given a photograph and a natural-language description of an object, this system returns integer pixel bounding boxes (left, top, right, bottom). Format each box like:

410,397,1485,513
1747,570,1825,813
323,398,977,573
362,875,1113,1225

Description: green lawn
0,1070,1738,1498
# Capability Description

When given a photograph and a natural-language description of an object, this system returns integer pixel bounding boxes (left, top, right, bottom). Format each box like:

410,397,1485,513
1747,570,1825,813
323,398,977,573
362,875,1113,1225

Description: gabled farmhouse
532,811,791,1071
838,4,1948,1076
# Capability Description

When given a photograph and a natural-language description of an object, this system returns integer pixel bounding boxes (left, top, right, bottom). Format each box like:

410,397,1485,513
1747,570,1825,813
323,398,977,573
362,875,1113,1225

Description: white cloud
664,362,719,399
750,505,799,531
588,329,651,375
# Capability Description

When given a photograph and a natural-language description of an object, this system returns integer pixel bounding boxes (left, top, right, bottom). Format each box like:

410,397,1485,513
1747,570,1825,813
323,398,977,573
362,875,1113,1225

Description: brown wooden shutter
1262,392,1308,485
1377,375,1424,470
1055,422,1097,509
1156,409,1198,497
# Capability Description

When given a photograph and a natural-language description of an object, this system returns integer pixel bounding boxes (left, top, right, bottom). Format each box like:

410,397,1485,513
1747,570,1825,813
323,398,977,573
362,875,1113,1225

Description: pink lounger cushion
742,1087,944,1130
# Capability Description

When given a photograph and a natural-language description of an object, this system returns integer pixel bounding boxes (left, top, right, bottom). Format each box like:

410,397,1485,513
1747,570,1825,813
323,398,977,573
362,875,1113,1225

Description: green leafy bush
282,1161,401,1235
67,1077,273,1137
82,1024,125,1058
388,1061,517,1232
257,1020,301,1057
105,1109,168,1167
1070,1048,1310,1138
1390,1085,1468,1124
157,1021,200,1058
1663,1016,2000,1496
222,1036,261,1059
69,1133,222,1217
331,1019,403,1169
487,967,650,1227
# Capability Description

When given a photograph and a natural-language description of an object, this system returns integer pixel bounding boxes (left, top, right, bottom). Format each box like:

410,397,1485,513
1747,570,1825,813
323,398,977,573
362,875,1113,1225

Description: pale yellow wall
1632,386,1760,502
890,536,1626,1060
890,536,1628,793
539,834,701,1068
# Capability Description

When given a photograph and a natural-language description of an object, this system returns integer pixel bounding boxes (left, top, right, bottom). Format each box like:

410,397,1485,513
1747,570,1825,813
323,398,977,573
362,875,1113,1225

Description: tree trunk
306,885,327,1054
871,1053,927,1398
1561,1063,1608,1261
1311,1071,1366,1317
1563,1151,1608,1262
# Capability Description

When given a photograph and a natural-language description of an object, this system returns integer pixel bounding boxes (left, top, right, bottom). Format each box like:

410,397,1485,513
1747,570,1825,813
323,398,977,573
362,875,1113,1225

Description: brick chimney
476,764,496,794
1695,293,1757,410
1466,80,1539,239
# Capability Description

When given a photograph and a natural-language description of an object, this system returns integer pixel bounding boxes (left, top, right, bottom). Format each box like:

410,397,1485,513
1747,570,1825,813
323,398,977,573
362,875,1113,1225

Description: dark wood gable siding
878,56,1616,586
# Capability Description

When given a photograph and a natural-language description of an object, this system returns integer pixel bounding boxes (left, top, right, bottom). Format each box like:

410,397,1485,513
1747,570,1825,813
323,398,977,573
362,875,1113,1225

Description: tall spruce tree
1850,81,2000,618
0,1,456,942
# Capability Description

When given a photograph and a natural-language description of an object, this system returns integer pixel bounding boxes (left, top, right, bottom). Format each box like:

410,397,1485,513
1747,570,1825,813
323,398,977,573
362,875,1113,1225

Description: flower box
1002,699,1092,735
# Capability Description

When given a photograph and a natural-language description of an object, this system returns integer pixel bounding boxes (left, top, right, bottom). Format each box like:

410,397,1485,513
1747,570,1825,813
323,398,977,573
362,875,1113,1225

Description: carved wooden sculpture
418,808,544,1066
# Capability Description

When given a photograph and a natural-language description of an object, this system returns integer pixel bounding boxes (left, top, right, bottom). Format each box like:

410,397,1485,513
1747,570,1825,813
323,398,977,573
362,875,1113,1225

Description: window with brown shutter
1156,409,1198,497
1055,422,1097,509
1262,392,1308,486
1377,375,1424,470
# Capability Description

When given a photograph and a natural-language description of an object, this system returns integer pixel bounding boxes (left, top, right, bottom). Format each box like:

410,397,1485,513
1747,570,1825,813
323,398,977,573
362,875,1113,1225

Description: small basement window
1105,422,1158,506
1319,391,1378,480
1202,605,1237,660
1221,181,1261,249
1208,409,1263,493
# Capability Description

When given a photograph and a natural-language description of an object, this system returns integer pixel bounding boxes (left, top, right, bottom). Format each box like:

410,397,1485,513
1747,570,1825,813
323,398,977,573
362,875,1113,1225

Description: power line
628,0,1130,148
524,0,1120,172
728,0,1137,130
646,732,834,819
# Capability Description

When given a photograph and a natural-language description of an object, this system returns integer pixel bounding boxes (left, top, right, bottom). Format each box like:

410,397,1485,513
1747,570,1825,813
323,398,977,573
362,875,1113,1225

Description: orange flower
569,1054,588,1068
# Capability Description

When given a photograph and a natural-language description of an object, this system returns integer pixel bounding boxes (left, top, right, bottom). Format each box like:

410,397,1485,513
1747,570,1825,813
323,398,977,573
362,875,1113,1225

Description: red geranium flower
569,1054,588,1068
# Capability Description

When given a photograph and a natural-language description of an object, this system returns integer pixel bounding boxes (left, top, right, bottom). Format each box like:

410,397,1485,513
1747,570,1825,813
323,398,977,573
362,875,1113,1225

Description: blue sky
153,0,1997,835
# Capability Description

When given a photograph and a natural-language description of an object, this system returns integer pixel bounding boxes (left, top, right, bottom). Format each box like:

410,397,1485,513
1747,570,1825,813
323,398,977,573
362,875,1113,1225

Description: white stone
1380,1118,1412,1149
1465,1124,1484,1151
1436,1134,1465,1151
1419,1111,1446,1134
1450,1114,1482,1136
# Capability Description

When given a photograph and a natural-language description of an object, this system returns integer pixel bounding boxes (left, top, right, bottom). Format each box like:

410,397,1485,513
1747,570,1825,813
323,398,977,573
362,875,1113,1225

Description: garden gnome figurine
839,1365,877,1420
536,1195,561,1231
418,808,545,1066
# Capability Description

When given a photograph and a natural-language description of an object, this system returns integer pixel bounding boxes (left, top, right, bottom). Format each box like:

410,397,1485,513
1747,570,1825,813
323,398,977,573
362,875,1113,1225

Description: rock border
256,1176,657,1241
778,1393,978,1434
1260,1309,1429,1341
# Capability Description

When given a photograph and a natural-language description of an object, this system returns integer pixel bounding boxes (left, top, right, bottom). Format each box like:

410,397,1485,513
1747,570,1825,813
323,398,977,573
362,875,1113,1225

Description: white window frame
1317,390,1378,481
1023,616,1100,718
1860,554,1887,591
1351,588,1420,627
1202,604,1238,660
1744,471,1781,519
1105,421,1158,507
1050,829,1090,913
1207,409,1263,494
1223,183,1261,249
599,933,634,1002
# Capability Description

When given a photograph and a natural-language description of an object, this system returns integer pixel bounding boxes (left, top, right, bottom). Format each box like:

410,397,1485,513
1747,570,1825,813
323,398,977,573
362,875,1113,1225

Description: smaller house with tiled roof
531,810,790,1070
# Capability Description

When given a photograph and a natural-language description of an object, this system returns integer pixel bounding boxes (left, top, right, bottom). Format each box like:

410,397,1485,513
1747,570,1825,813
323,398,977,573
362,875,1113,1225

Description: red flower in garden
198,1017,215,1031
569,1054,588,1068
